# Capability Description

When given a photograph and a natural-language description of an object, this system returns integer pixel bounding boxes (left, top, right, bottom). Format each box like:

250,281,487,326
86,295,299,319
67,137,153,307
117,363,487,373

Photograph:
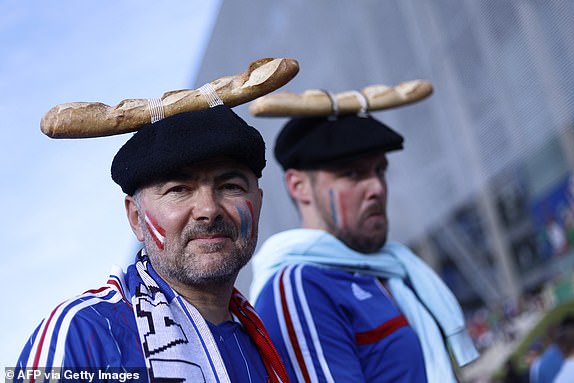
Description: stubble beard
326,216,388,254
316,195,388,254
141,217,257,288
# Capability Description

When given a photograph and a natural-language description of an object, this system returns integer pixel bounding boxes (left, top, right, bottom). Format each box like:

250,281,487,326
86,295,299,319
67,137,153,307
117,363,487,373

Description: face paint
328,189,339,226
328,188,349,229
246,200,255,239
144,212,166,250
237,200,256,239
338,189,348,229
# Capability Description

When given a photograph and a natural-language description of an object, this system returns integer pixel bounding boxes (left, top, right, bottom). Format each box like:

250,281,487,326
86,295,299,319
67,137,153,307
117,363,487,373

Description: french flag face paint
237,200,256,239
144,212,166,250
328,188,348,229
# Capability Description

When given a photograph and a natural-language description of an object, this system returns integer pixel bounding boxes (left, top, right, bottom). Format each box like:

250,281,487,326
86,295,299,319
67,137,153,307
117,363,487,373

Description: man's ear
125,195,145,241
285,169,312,204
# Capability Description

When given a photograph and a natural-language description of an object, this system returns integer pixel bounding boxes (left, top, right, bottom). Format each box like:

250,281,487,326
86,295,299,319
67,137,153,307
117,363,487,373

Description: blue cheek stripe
329,189,338,226
237,207,249,238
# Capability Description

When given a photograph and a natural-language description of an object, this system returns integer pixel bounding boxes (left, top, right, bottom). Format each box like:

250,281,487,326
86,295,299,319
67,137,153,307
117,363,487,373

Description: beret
111,105,265,195
274,114,403,170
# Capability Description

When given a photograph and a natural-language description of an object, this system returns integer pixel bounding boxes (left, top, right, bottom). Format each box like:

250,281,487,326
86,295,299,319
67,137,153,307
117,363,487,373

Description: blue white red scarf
129,252,289,383
250,229,479,383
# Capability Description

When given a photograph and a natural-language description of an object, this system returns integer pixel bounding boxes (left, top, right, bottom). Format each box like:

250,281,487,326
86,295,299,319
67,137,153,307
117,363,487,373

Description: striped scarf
131,253,289,383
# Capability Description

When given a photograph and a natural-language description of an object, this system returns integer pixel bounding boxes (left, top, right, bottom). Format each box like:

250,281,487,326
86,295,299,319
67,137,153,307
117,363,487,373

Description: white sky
0,0,221,369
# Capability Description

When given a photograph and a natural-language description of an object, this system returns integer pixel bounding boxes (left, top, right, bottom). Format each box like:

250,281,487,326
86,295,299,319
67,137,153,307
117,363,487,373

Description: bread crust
40,58,300,138
249,79,433,117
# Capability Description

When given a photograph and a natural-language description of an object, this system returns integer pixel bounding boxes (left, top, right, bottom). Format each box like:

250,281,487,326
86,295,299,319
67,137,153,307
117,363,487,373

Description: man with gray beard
14,105,289,383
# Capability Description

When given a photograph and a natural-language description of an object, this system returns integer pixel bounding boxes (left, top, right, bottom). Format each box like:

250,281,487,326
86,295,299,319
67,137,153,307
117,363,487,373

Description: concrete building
193,0,574,311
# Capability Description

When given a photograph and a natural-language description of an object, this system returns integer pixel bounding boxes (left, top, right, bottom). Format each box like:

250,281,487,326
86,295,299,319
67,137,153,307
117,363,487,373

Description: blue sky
0,0,221,369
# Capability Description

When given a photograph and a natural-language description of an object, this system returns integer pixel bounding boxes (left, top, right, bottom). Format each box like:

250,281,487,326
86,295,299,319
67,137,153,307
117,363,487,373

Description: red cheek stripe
338,190,348,229
278,269,312,383
246,200,255,239
144,212,166,250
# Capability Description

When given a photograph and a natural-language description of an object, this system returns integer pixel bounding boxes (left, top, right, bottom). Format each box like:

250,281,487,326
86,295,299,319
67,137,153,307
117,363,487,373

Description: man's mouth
189,233,230,243
364,213,385,224
363,205,385,219
184,219,236,244
360,205,387,227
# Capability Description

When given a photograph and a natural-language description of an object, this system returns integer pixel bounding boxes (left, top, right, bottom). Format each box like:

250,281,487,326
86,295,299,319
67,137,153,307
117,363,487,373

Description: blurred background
2,1,574,382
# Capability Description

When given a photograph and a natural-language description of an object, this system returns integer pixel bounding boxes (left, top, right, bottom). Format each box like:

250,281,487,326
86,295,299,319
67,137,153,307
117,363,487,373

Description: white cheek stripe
145,214,165,245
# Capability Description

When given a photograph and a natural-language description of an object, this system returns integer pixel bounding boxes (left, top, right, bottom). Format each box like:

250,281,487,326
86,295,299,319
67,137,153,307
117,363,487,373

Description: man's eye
166,185,189,194
342,170,360,179
222,183,246,192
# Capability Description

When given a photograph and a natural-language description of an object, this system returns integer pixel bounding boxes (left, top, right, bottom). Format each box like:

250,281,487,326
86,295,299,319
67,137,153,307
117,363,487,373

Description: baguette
249,79,432,117
41,57,300,138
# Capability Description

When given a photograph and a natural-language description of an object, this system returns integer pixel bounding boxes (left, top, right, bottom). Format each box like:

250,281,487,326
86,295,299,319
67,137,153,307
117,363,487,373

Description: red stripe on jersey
279,268,312,383
107,278,132,309
355,314,409,345
31,285,118,379
30,301,66,382
83,286,109,294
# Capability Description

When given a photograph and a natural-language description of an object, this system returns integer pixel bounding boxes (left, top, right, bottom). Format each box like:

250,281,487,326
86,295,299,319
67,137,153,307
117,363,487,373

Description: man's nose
365,175,387,199
191,187,221,221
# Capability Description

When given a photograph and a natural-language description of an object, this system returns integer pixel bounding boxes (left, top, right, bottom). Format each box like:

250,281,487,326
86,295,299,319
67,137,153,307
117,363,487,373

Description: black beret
274,114,403,170
111,105,265,195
